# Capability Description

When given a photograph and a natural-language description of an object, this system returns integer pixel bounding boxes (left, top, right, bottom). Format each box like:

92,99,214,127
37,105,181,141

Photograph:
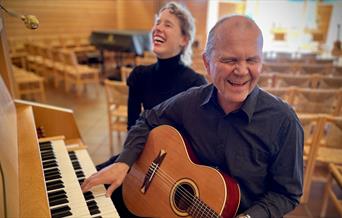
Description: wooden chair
291,88,342,116
320,163,342,217
298,63,333,75
262,62,297,74
12,66,46,102
263,87,295,104
258,73,274,88
135,56,156,66
50,48,67,88
104,79,128,154
62,50,99,96
120,66,133,83
273,74,315,88
316,76,342,89
299,114,325,204
316,115,342,165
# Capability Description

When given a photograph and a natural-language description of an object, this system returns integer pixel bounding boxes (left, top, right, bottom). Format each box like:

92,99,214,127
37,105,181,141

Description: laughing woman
126,1,207,130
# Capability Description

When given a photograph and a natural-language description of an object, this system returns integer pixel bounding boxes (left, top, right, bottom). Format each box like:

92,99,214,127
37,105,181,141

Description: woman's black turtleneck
126,54,207,129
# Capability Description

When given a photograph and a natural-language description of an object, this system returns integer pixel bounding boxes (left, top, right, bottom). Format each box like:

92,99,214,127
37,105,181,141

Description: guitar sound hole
174,182,196,212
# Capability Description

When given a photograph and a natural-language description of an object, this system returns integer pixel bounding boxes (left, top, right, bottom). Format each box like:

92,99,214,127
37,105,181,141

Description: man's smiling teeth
227,80,248,86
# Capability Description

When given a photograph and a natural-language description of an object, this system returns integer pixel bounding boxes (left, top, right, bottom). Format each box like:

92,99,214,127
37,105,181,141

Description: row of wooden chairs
22,43,99,96
259,73,342,89
263,61,342,76
299,114,342,217
265,87,342,116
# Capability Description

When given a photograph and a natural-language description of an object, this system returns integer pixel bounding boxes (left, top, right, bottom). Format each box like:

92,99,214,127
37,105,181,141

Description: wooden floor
43,83,341,218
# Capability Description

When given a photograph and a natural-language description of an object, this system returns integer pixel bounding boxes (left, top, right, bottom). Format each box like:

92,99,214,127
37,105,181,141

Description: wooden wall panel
117,0,157,30
2,0,118,39
2,0,208,47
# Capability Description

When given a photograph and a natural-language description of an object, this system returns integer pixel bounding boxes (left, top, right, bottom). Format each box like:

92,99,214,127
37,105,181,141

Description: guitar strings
128,162,217,218
150,162,219,218
149,163,219,218
130,161,219,218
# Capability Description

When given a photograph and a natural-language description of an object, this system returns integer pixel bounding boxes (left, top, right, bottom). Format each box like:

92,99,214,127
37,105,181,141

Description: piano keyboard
39,139,119,218
68,149,120,218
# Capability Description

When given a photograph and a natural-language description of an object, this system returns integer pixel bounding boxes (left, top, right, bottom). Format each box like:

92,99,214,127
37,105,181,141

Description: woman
97,2,206,217
127,1,207,129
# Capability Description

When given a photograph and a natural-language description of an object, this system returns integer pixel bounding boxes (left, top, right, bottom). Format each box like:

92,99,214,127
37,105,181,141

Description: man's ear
202,53,210,75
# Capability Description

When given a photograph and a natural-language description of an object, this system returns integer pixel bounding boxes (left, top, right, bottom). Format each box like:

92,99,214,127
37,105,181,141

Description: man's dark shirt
116,84,304,217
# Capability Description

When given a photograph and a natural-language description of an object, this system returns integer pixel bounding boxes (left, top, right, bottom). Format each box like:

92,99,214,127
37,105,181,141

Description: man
82,15,304,217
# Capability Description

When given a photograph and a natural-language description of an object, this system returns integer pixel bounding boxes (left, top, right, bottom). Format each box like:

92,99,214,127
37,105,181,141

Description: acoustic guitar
122,125,240,218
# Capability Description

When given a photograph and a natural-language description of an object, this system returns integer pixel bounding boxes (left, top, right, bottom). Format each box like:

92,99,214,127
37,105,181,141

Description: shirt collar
200,84,260,123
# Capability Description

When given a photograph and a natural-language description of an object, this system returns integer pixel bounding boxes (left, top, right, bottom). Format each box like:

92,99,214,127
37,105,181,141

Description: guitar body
122,125,240,218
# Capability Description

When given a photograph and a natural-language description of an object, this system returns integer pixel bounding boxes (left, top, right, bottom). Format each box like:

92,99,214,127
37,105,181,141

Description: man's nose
235,62,249,75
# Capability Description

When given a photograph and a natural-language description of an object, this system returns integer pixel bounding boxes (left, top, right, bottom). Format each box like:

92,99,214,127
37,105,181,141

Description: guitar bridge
140,149,167,193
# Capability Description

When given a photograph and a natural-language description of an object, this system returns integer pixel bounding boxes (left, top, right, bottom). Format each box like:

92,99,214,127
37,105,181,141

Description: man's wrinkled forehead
215,17,263,48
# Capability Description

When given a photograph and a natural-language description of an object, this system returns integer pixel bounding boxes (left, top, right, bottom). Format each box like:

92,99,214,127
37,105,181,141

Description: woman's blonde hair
158,1,195,66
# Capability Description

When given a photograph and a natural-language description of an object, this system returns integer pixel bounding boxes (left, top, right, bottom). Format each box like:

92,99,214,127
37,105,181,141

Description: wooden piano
0,78,120,217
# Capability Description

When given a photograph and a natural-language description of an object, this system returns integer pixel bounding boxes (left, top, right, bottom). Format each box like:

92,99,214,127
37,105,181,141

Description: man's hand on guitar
81,162,130,197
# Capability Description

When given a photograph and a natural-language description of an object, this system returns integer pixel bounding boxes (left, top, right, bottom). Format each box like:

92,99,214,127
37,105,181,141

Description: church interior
0,0,341,217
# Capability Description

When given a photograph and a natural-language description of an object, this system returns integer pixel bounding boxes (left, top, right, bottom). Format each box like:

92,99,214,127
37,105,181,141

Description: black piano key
86,200,98,207
84,193,94,201
50,205,71,215
44,169,60,178
89,209,101,216
39,141,52,146
68,153,77,160
71,161,81,170
75,171,85,178
44,170,61,178
45,174,62,181
46,182,65,191
43,160,58,169
49,192,68,202
48,190,66,198
41,153,56,161
49,198,69,207
40,146,53,152
92,216,102,218
51,210,72,218
46,179,63,187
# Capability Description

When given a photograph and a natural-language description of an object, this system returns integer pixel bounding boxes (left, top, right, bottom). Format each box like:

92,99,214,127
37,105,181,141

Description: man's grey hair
204,15,263,60
158,1,195,66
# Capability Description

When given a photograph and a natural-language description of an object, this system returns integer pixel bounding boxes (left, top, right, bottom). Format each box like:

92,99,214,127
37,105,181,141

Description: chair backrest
298,114,325,204
61,51,78,67
135,56,156,66
273,74,315,88
258,73,274,88
320,115,342,149
298,64,333,75
292,88,342,115
120,66,133,83
51,49,64,64
262,62,297,74
263,87,295,104
104,79,128,108
316,76,342,89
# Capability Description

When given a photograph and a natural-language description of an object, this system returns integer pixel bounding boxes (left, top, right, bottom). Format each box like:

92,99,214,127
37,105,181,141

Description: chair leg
320,175,332,218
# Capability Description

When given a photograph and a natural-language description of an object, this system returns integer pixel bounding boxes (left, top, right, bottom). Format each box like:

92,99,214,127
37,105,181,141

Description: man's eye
221,59,235,64
247,59,259,64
